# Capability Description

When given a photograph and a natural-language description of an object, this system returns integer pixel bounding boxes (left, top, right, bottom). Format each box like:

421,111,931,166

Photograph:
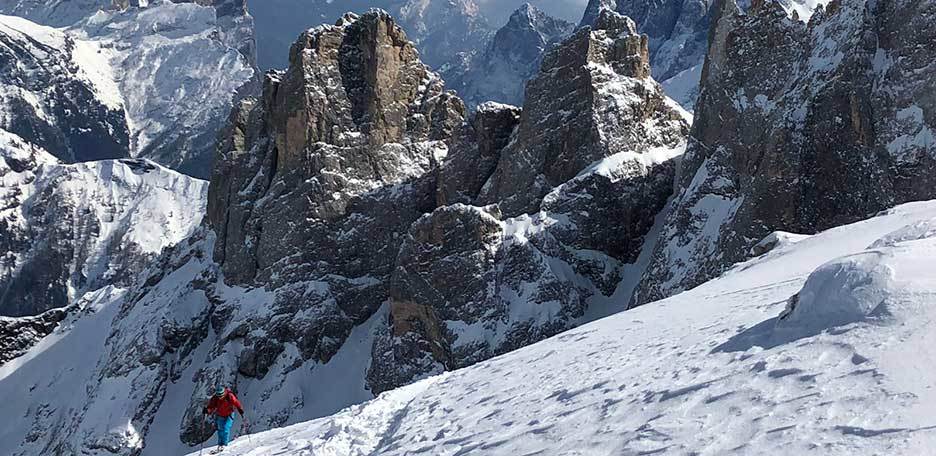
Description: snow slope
194,200,936,455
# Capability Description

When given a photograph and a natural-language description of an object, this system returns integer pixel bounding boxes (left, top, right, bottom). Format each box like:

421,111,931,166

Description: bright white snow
191,200,936,455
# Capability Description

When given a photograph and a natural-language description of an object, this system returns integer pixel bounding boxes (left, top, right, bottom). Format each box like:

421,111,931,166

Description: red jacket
205,389,244,417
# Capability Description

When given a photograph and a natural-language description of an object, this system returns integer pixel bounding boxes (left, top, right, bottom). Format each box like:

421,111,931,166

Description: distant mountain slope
0,14,130,163
186,198,936,456
0,128,207,317
0,0,257,177
441,4,574,110
248,0,588,71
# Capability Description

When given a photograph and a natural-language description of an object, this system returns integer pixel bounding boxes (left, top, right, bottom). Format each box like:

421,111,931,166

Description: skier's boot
210,446,225,454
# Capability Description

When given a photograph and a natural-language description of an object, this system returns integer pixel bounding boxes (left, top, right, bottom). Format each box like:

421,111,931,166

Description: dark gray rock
0,306,69,365
436,102,521,206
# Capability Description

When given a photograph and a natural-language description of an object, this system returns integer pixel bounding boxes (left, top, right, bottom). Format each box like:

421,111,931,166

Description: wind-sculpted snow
186,199,936,456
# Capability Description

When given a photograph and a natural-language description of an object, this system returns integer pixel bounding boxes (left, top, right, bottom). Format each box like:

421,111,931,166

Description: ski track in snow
188,201,936,455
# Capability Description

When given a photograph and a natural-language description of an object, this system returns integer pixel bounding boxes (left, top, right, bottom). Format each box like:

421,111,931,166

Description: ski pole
198,415,206,456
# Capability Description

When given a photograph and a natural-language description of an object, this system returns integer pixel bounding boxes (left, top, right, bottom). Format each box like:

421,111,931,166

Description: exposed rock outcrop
581,0,713,85
635,0,936,305
478,10,688,216
0,306,69,365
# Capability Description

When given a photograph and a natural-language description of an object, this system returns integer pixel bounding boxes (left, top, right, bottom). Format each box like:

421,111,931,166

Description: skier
203,386,245,453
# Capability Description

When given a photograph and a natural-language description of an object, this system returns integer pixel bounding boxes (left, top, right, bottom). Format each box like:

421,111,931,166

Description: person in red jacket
203,386,244,450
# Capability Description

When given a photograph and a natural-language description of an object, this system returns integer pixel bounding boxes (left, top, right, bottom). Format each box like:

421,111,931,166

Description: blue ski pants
216,415,234,446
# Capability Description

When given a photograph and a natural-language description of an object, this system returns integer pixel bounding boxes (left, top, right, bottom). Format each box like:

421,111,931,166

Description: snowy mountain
635,0,936,305
0,14,130,163
0,128,207,318
441,4,575,110
0,0,257,177
1,0,935,454
183,198,936,456
0,10,691,454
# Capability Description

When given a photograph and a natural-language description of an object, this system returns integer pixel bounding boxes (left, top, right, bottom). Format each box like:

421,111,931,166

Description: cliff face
206,9,466,386
635,0,936,305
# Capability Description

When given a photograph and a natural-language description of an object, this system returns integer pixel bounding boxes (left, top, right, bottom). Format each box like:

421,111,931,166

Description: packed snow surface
190,200,936,455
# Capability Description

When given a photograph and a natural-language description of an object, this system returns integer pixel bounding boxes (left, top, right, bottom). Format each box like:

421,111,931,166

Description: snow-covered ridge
0,130,208,316
188,199,936,455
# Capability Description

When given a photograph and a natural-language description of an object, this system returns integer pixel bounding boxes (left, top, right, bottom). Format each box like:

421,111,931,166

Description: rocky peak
442,3,574,109
491,3,573,65
477,9,685,216
582,0,711,83
505,3,572,41
206,8,466,393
